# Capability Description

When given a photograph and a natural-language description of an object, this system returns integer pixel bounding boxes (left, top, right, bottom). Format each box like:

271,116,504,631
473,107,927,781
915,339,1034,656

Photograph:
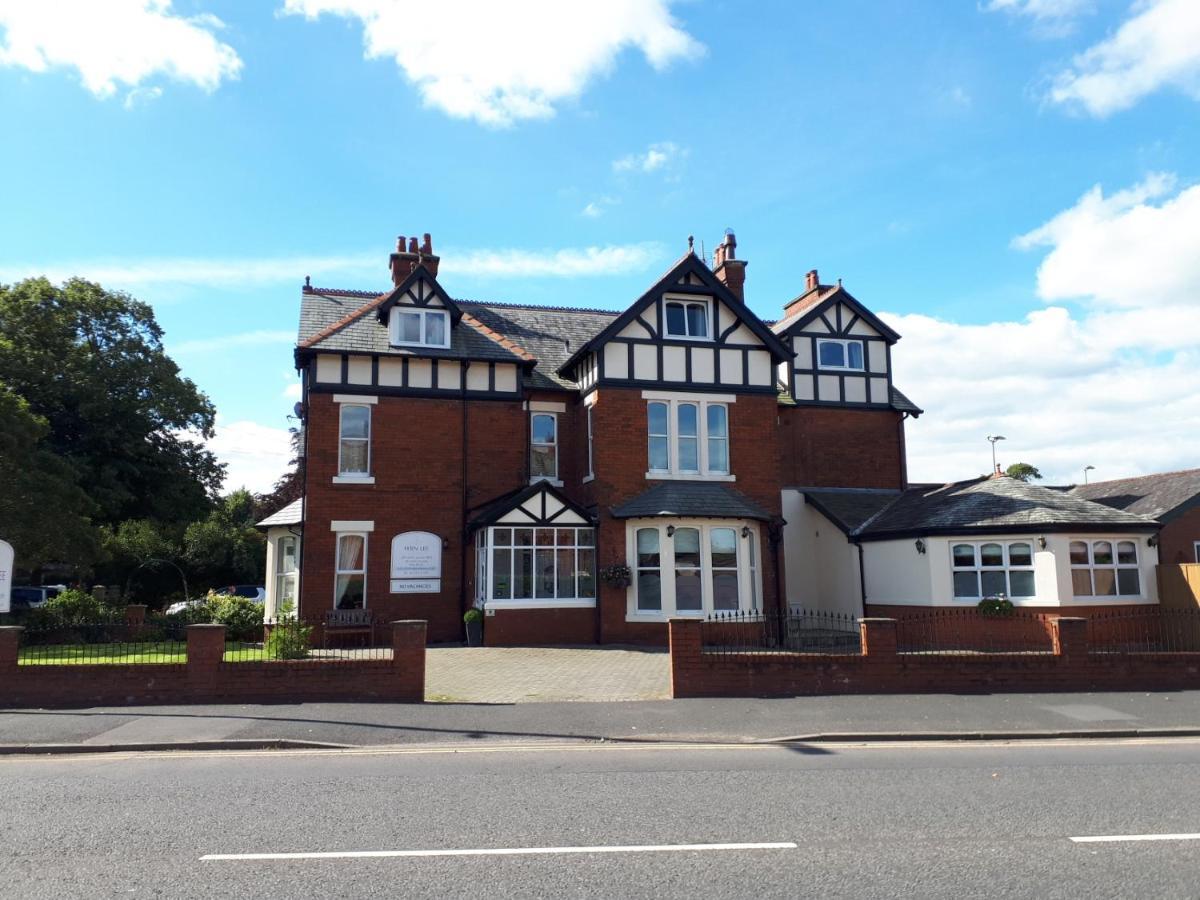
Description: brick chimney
712,229,747,301
389,232,440,286
805,269,818,292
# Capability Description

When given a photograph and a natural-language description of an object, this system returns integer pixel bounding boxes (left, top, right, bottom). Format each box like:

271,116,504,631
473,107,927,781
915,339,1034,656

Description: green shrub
978,596,1015,617
207,592,263,641
266,617,312,660
464,608,483,624
42,589,114,625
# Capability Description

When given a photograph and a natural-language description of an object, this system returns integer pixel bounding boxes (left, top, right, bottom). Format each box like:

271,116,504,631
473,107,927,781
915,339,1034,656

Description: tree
0,277,225,527
1005,463,1043,482
0,381,97,569
183,489,265,589
255,427,304,520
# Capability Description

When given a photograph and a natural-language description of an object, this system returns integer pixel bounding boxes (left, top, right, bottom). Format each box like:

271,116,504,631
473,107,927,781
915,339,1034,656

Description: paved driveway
425,646,670,703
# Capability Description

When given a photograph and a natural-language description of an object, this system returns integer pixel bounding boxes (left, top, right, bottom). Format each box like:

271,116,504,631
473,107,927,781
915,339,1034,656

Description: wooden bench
324,609,376,646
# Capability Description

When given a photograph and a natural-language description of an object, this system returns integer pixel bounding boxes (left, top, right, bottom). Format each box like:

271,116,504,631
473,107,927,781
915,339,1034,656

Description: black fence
894,609,1056,656
17,619,189,666
223,618,395,663
702,608,862,655
1087,608,1200,654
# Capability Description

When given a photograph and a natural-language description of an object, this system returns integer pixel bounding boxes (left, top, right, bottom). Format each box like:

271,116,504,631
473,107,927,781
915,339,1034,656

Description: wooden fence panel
1157,564,1200,610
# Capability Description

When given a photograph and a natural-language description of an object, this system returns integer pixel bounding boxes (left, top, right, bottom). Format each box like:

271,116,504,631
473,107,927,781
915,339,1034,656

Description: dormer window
390,308,449,348
817,338,864,371
664,299,710,340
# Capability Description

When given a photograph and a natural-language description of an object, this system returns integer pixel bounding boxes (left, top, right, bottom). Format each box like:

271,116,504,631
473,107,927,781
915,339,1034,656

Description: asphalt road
3,738,1200,898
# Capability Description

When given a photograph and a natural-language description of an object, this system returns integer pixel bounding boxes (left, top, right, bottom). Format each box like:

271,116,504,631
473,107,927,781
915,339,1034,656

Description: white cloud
1047,0,1200,116
582,202,604,219
171,329,298,356
0,0,242,99
613,141,684,174
123,85,163,109
444,242,662,278
984,0,1092,22
208,419,294,494
280,0,703,126
895,173,1200,485
282,382,302,400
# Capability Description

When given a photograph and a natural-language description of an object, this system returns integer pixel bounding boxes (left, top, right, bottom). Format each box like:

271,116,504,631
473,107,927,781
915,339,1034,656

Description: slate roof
255,498,303,529
800,488,902,534
611,482,773,521
852,476,1159,540
1069,469,1200,524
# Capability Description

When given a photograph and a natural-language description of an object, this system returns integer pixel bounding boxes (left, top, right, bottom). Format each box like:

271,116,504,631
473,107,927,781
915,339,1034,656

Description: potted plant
599,564,632,589
464,608,484,646
977,595,1015,617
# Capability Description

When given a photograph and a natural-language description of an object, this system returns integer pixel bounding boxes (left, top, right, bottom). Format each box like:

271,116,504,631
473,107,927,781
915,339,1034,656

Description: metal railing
17,619,189,666
222,618,394,663
894,609,1056,656
702,608,862,655
1087,608,1200,654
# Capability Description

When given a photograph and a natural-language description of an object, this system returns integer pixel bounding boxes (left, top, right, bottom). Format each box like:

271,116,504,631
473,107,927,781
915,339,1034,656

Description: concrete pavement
5,690,1200,752
4,738,1200,897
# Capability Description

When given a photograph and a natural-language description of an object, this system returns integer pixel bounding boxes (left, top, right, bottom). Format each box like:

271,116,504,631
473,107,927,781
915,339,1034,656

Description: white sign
390,531,442,594
0,540,12,614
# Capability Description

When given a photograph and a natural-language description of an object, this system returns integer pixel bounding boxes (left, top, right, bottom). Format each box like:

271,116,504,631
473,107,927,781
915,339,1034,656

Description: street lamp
987,435,1006,474
1083,464,1095,485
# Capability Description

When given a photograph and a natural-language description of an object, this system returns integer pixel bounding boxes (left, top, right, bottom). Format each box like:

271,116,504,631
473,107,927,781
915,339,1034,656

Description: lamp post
987,435,1006,474
1083,465,1095,485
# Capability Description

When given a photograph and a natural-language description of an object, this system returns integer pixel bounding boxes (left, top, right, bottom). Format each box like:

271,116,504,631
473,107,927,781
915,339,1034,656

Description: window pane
514,528,533,546
1117,541,1138,565
1071,569,1093,597
556,548,575,597
337,534,364,571
334,574,364,609
677,404,698,436
513,548,533,598
980,543,1004,567
953,571,979,599
636,528,660,566
1093,541,1113,565
665,302,685,335
678,437,699,472
340,405,370,438
981,570,1007,597
578,528,594,547
710,528,737,568
708,438,728,475
577,548,595,598
424,312,446,345
494,528,512,547
535,549,555,598
674,528,701,566
557,529,576,547
706,404,727,437
492,549,512,599
952,544,976,568
532,414,556,444
675,570,702,610
535,528,555,546
397,311,421,343
846,342,864,370
648,402,668,435
1008,543,1032,566
340,440,368,475
637,572,661,611
530,446,557,477
1093,568,1117,596
1117,568,1141,596
712,572,739,611
686,303,708,337
818,341,845,368
1070,541,1090,565
1009,570,1036,598
278,538,297,574
648,436,669,471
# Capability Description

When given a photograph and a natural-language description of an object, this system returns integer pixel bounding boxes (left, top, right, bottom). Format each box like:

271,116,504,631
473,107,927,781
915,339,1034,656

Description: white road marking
202,841,798,861
1070,833,1200,844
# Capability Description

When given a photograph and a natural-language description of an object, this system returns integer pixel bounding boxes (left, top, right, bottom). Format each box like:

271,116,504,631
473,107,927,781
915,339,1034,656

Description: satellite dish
293,402,304,419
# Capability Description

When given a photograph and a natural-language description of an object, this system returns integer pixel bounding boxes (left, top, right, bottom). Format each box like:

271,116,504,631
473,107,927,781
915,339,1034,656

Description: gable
468,481,595,530
778,288,900,343
374,264,463,325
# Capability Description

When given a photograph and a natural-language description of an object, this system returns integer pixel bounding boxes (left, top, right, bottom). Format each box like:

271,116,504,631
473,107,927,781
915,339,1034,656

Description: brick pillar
187,624,226,699
1053,617,1088,659
0,626,22,673
392,620,427,701
859,618,898,659
668,618,703,698
125,604,147,627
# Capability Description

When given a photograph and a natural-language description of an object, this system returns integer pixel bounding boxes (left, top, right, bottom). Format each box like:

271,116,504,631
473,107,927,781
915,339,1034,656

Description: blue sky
2,0,1198,491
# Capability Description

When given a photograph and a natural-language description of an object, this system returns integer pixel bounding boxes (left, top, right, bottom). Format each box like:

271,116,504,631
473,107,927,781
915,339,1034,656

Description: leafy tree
1005,463,1043,483
183,489,264,588
0,381,97,569
255,427,304,520
0,277,224,526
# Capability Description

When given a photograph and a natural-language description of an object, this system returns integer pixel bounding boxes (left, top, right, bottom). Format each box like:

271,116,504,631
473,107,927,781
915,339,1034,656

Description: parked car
164,585,265,616
7,585,64,611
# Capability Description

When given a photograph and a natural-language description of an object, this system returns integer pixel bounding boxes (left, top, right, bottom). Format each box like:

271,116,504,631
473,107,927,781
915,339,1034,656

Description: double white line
202,842,798,861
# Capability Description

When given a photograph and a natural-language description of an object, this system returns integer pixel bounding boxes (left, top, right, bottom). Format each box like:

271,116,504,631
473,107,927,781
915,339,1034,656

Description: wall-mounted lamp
443,537,450,549
1038,536,1047,550
666,525,675,537
914,538,926,555
1148,535,1159,547
741,526,751,539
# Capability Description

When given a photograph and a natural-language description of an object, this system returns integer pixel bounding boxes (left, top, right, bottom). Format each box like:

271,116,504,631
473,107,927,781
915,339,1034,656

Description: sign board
0,540,12,614
390,532,442,594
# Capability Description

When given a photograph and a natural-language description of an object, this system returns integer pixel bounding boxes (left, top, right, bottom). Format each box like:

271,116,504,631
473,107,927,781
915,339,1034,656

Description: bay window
1070,539,1141,598
628,520,760,618
478,527,595,606
645,397,731,478
951,541,1036,600
275,535,298,612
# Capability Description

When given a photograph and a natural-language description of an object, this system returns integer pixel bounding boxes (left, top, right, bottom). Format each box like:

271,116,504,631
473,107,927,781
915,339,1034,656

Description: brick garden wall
670,617,1200,698
0,621,426,708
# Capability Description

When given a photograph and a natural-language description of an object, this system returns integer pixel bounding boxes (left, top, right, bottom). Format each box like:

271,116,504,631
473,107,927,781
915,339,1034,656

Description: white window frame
1194,541,1200,564
333,532,368,610
1069,538,1143,599
478,526,597,609
950,541,1037,601
337,403,372,479
816,338,865,372
643,395,733,480
389,307,450,349
274,535,298,614
530,412,559,484
663,297,712,341
625,519,762,621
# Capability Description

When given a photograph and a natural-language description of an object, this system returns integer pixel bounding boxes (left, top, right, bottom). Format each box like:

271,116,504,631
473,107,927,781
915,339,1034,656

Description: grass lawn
17,642,270,665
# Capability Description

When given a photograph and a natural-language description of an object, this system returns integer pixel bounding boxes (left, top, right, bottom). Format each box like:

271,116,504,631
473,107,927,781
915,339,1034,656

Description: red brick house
273,230,922,644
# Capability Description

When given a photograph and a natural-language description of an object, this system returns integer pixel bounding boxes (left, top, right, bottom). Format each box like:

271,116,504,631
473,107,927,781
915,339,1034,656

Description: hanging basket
599,564,632,589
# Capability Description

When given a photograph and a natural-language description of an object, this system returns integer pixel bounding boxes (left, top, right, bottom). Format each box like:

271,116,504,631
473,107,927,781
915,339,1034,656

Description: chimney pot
805,269,818,291
422,233,433,255
397,235,406,252
712,229,747,301
408,236,418,254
